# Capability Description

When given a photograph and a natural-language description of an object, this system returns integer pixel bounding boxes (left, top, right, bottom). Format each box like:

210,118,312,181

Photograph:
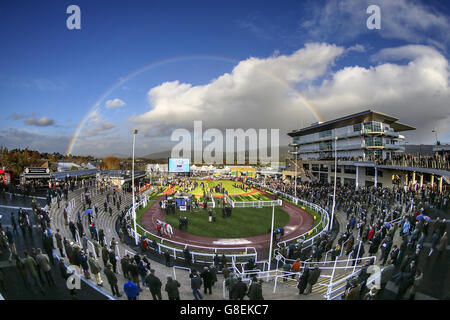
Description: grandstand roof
288,109,415,137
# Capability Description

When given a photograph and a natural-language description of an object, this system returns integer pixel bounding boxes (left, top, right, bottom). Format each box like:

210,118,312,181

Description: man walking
104,264,121,298
248,277,264,300
191,270,203,300
35,248,55,286
201,266,213,295
22,251,45,294
304,264,321,295
165,275,181,300
145,269,162,300
55,229,65,257
124,280,140,300
88,252,103,286
232,277,248,300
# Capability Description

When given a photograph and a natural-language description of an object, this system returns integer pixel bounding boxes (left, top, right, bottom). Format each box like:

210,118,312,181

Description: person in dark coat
108,249,117,273
396,271,413,300
55,230,64,257
304,265,321,295
145,269,162,300
221,254,227,270
138,259,149,288
98,229,105,247
191,271,203,300
77,251,90,279
222,265,231,280
344,279,361,300
231,277,248,300
120,255,131,280
297,266,310,294
165,275,181,300
58,257,76,297
183,248,191,266
101,245,109,267
248,277,264,300
210,265,218,286
201,266,213,295
76,221,84,237
164,250,171,267
69,221,77,240
128,261,141,291
104,264,121,297
380,236,393,265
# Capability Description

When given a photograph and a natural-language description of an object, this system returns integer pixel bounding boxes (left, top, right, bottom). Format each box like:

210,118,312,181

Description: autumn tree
104,156,121,170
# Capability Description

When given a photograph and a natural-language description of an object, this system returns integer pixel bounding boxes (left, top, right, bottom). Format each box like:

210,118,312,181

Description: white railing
124,195,259,265
172,266,192,280
250,181,329,250
232,199,282,208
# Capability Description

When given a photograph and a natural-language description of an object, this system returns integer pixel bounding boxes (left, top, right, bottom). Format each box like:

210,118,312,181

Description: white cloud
305,45,450,144
105,98,126,109
0,128,69,153
130,43,344,139
130,43,449,148
25,116,55,127
298,0,450,48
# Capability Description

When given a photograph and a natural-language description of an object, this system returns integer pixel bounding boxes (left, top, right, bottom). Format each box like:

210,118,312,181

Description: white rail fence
124,194,259,265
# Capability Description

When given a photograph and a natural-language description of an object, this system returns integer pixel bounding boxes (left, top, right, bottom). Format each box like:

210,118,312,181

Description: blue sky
0,0,449,156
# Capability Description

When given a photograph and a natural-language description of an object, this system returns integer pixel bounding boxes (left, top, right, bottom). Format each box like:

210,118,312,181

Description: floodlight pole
268,202,275,273
329,136,338,232
294,147,298,199
288,143,299,199
132,129,138,245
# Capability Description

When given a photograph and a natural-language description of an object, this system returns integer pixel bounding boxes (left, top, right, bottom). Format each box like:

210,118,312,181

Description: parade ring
139,189,314,257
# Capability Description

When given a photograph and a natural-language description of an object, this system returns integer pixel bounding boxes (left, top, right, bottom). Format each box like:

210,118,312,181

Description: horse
156,219,173,238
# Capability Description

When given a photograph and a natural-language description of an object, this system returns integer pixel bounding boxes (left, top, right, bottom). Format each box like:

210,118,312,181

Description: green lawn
179,180,257,198
164,206,290,238
232,194,273,201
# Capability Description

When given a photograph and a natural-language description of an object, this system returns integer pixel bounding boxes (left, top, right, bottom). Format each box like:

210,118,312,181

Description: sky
0,0,449,157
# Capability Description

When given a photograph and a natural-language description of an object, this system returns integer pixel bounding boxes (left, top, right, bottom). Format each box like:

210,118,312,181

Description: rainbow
65,54,322,156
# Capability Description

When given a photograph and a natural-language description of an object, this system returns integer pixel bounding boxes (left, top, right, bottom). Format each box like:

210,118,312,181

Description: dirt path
140,190,314,259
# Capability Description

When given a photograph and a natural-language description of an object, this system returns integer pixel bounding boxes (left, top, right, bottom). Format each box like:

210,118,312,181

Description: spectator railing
124,195,259,265
250,181,330,250
172,266,191,280
223,193,281,208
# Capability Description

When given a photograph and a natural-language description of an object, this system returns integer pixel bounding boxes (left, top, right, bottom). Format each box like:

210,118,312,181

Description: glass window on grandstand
364,136,383,147
331,165,342,173
319,173,328,183
344,178,356,186
353,123,362,132
344,165,356,174
365,150,383,159
303,164,309,171
365,167,383,177
363,121,382,133
320,141,332,150
319,130,332,138
366,181,383,188
312,164,320,171
319,152,332,159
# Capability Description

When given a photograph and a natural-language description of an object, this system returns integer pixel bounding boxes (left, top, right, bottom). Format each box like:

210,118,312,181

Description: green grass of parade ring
136,183,289,238
164,206,290,238
174,180,267,198
162,180,289,238
134,186,321,261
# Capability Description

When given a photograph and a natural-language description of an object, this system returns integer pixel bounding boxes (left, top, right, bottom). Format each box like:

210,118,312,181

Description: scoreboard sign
23,167,51,179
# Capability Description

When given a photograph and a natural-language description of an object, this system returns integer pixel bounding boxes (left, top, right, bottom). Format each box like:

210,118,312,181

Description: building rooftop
288,109,415,137
433,144,450,152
